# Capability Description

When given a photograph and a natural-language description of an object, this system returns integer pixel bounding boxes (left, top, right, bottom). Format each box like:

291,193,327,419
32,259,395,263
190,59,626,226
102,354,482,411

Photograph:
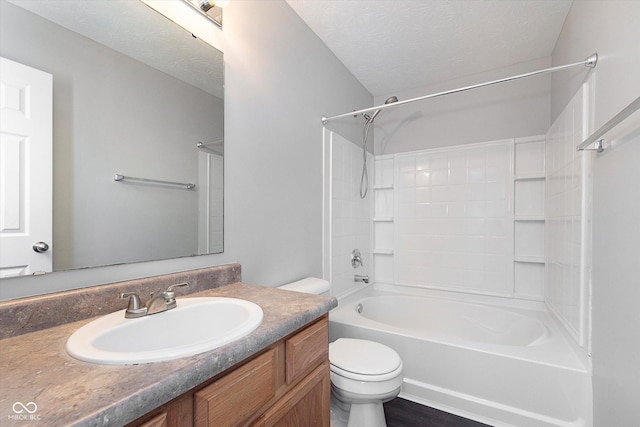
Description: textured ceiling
286,0,573,96
7,0,224,99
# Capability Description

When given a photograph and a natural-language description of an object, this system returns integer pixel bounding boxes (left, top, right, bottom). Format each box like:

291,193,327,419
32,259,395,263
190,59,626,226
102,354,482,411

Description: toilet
278,278,404,427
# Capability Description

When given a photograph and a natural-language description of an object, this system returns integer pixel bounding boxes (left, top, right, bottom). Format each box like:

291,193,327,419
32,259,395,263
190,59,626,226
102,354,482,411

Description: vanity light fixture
142,0,224,47
184,0,230,27
193,0,230,12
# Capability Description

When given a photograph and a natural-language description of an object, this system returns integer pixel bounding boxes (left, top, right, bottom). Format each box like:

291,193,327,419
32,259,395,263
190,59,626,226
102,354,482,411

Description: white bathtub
329,285,592,427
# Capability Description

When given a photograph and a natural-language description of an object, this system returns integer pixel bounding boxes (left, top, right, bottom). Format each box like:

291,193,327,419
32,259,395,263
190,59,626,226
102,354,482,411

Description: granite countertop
0,282,337,426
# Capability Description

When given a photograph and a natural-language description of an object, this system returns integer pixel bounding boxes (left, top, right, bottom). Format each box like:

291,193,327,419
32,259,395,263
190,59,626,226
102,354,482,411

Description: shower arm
321,53,598,125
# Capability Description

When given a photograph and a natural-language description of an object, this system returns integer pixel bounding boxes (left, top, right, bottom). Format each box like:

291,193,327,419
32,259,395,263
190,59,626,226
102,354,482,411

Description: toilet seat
331,361,403,382
329,338,403,382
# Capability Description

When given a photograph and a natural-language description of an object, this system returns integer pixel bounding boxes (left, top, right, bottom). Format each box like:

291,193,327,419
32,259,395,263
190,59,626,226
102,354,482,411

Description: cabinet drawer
285,317,328,385
194,349,276,427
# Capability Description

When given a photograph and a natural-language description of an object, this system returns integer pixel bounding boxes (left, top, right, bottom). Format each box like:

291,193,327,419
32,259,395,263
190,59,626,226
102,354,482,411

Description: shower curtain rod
321,53,598,125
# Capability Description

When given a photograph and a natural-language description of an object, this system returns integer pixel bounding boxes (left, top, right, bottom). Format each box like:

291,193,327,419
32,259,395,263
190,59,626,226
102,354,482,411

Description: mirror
0,0,224,276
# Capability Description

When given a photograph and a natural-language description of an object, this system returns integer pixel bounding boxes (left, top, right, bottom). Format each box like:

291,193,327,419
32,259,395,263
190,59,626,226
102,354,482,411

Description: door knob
33,242,50,253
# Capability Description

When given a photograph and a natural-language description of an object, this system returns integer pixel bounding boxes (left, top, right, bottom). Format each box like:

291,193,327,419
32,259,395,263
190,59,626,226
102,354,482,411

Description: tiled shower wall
326,131,373,298
373,136,548,301
376,140,516,297
545,81,593,348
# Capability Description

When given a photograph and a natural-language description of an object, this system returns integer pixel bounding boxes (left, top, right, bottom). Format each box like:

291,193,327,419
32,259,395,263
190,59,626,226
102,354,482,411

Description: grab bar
577,95,640,152
113,174,195,190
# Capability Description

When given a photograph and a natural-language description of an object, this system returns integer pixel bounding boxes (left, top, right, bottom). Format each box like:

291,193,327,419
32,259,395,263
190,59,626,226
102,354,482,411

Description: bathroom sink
66,297,263,365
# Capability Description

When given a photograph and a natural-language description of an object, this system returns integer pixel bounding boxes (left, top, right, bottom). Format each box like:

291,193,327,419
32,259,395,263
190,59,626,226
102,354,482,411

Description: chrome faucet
354,274,369,284
120,283,189,318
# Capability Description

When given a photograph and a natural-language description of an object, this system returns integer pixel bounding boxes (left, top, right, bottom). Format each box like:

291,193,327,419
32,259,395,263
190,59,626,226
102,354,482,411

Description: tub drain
355,303,363,314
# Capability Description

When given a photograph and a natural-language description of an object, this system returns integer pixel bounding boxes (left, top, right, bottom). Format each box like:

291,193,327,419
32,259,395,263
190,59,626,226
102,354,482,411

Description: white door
0,57,53,277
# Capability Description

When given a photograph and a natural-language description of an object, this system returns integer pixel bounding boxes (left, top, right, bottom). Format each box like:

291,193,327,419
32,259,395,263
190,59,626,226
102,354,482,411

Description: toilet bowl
329,338,403,427
277,278,404,427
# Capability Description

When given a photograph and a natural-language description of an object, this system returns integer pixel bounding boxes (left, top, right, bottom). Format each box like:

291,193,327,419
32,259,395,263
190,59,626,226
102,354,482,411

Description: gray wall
0,2,224,271
551,1,640,425
0,0,371,300
551,1,640,127
373,57,551,154
221,0,370,287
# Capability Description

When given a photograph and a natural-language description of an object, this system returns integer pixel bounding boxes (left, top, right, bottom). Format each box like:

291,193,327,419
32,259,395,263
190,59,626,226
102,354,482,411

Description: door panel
0,57,53,277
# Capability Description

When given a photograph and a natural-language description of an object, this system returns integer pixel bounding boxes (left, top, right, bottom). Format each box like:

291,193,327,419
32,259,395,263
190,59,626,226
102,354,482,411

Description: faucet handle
351,249,363,268
166,282,189,293
164,282,189,308
120,292,147,318
120,292,142,309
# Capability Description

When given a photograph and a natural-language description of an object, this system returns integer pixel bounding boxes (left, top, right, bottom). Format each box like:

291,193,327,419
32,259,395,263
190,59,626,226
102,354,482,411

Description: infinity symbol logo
12,401,38,414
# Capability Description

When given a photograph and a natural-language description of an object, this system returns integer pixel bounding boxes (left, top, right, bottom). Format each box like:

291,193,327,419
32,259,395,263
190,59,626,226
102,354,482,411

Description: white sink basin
66,297,263,365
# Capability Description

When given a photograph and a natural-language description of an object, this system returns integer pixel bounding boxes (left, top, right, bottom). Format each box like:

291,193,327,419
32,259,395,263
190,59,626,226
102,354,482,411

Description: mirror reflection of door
0,57,53,277
198,148,224,255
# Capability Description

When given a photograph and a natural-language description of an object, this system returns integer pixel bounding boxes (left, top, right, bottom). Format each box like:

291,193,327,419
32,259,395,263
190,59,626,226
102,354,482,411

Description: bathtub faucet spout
354,274,370,284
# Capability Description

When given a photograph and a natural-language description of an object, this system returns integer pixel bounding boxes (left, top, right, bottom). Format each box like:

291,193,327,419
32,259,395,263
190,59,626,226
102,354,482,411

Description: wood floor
383,398,490,427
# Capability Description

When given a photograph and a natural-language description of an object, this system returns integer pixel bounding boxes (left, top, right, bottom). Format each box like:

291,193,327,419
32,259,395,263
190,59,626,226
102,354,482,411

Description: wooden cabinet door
259,362,330,427
194,349,277,427
137,412,168,427
285,317,328,385
128,393,192,427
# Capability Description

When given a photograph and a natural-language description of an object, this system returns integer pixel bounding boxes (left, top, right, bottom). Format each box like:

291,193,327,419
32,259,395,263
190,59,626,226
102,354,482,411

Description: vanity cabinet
253,362,330,427
136,393,192,427
129,316,330,427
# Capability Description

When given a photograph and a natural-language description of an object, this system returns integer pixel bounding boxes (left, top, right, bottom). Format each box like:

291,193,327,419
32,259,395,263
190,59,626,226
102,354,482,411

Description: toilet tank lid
278,277,330,295
329,338,402,375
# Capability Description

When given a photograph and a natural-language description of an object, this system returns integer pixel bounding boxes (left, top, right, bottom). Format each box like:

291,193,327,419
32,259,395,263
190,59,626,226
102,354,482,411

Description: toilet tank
278,277,330,296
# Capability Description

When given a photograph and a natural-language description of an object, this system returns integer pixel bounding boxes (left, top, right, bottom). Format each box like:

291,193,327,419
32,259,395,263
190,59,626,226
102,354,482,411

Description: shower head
366,96,399,123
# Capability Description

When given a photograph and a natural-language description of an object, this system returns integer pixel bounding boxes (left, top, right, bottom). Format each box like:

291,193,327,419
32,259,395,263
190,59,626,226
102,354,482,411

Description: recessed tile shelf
514,173,545,181
514,215,545,221
513,137,546,301
514,220,544,259
373,249,394,255
514,179,545,218
514,256,545,264
513,261,545,300
373,217,394,222
374,153,395,285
